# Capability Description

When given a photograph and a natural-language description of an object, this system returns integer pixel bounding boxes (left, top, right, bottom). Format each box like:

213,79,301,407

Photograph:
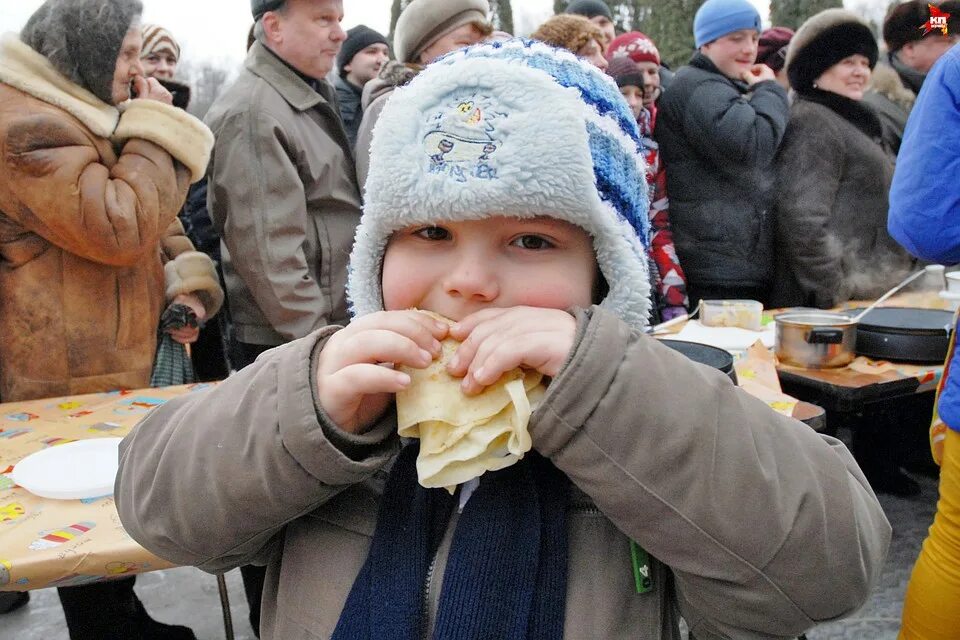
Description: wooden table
0,383,217,592
777,357,942,413
774,297,952,488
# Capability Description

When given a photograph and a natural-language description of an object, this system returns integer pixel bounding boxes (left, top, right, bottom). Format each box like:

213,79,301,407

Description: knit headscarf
20,0,143,105
531,14,605,56
349,39,652,329
140,24,180,61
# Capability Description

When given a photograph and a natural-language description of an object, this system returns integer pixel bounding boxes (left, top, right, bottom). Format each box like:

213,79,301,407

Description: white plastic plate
11,438,122,500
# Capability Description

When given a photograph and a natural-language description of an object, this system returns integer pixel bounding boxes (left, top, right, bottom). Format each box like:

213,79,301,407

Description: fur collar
0,33,119,137
795,87,883,141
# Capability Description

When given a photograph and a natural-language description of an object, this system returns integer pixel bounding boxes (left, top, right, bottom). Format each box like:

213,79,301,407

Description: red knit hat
605,31,660,66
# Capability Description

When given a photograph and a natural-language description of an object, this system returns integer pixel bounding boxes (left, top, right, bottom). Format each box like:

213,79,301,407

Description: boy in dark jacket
116,41,889,639
656,0,789,306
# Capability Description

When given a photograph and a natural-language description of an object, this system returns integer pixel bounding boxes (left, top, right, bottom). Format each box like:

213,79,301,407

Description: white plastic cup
947,271,960,293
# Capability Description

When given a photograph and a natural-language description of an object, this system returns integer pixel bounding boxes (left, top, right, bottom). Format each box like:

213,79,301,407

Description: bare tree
178,60,231,120
769,0,843,30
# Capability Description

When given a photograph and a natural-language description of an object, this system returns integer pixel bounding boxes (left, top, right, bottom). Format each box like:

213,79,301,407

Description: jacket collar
888,51,925,94
688,52,749,92
0,33,119,137
246,40,330,112
796,87,883,142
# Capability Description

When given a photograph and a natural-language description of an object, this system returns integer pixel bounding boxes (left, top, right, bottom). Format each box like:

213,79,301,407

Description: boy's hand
315,311,447,434
742,64,776,85
446,307,577,396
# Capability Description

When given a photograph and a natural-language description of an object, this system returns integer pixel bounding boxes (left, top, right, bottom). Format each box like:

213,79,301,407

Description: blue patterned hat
348,39,652,328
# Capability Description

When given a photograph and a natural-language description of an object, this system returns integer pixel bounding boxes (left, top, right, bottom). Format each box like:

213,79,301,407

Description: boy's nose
442,261,499,302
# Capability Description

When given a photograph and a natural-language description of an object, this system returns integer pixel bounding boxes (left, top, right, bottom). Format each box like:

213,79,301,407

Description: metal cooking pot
775,311,857,369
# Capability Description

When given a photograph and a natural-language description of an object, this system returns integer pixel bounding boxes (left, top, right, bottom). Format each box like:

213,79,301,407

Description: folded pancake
397,312,547,492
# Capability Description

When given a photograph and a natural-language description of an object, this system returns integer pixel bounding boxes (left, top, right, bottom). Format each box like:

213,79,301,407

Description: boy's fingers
326,364,411,404
449,310,548,375
449,307,509,340
348,312,445,354
448,309,532,374
461,332,564,395
329,330,435,370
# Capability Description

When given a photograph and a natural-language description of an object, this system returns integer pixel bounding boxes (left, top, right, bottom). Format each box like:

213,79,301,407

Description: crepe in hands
396,312,546,493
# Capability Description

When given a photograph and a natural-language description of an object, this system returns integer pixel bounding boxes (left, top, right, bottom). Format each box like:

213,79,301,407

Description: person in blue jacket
888,42,960,640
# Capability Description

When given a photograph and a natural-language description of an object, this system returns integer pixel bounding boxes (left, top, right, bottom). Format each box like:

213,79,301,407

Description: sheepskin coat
0,35,221,400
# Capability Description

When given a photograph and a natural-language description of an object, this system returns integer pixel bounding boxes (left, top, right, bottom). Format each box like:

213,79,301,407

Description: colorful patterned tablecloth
0,383,216,591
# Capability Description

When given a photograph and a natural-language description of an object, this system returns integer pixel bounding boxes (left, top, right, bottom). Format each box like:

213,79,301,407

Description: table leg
217,573,235,640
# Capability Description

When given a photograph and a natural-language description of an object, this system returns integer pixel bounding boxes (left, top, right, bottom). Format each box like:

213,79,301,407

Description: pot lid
848,307,954,336
775,311,855,326
660,339,734,373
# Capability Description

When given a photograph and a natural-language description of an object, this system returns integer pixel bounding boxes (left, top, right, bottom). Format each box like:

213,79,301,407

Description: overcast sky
1,0,890,70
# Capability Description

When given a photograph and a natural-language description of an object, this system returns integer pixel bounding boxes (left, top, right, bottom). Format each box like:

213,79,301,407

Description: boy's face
636,61,660,107
619,84,644,119
382,216,597,322
345,42,389,86
588,15,616,48
701,29,760,80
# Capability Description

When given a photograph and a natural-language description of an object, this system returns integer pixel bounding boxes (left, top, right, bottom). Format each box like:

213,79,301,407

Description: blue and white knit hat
348,39,652,328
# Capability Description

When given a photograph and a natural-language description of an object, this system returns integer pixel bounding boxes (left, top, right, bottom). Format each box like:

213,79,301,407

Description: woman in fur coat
771,9,915,309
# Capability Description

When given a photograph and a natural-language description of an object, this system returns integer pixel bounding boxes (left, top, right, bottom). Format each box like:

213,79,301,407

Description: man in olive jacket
656,0,789,306
204,0,361,633
205,0,361,369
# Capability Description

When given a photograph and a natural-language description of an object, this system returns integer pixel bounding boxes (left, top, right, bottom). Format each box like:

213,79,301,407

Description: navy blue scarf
332,443,569,640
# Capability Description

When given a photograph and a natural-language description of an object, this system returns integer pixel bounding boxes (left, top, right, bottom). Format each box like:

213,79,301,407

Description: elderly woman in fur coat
0,0,221,637
771,9,915,310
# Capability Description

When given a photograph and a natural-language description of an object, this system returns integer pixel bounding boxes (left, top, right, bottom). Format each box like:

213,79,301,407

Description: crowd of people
0,0,958,638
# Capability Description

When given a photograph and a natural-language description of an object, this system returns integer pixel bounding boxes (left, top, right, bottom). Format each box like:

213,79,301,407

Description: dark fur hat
785,9,878,93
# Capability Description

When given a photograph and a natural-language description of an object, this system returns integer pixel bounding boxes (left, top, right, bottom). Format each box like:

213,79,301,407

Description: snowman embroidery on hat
422,93,508,183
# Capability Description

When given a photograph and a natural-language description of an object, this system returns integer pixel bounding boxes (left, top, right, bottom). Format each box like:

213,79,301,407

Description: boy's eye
511,234,554,250
414,226,450,241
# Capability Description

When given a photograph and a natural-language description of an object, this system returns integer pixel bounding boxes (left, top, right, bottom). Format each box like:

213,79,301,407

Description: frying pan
847,307,955,364
660,339,738,384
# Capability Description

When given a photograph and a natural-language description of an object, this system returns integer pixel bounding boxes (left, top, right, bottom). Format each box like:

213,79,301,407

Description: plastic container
699,299,763,331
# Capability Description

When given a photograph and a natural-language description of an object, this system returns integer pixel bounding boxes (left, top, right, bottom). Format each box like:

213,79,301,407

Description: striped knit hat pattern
140,24,179,60
349,39,652,328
